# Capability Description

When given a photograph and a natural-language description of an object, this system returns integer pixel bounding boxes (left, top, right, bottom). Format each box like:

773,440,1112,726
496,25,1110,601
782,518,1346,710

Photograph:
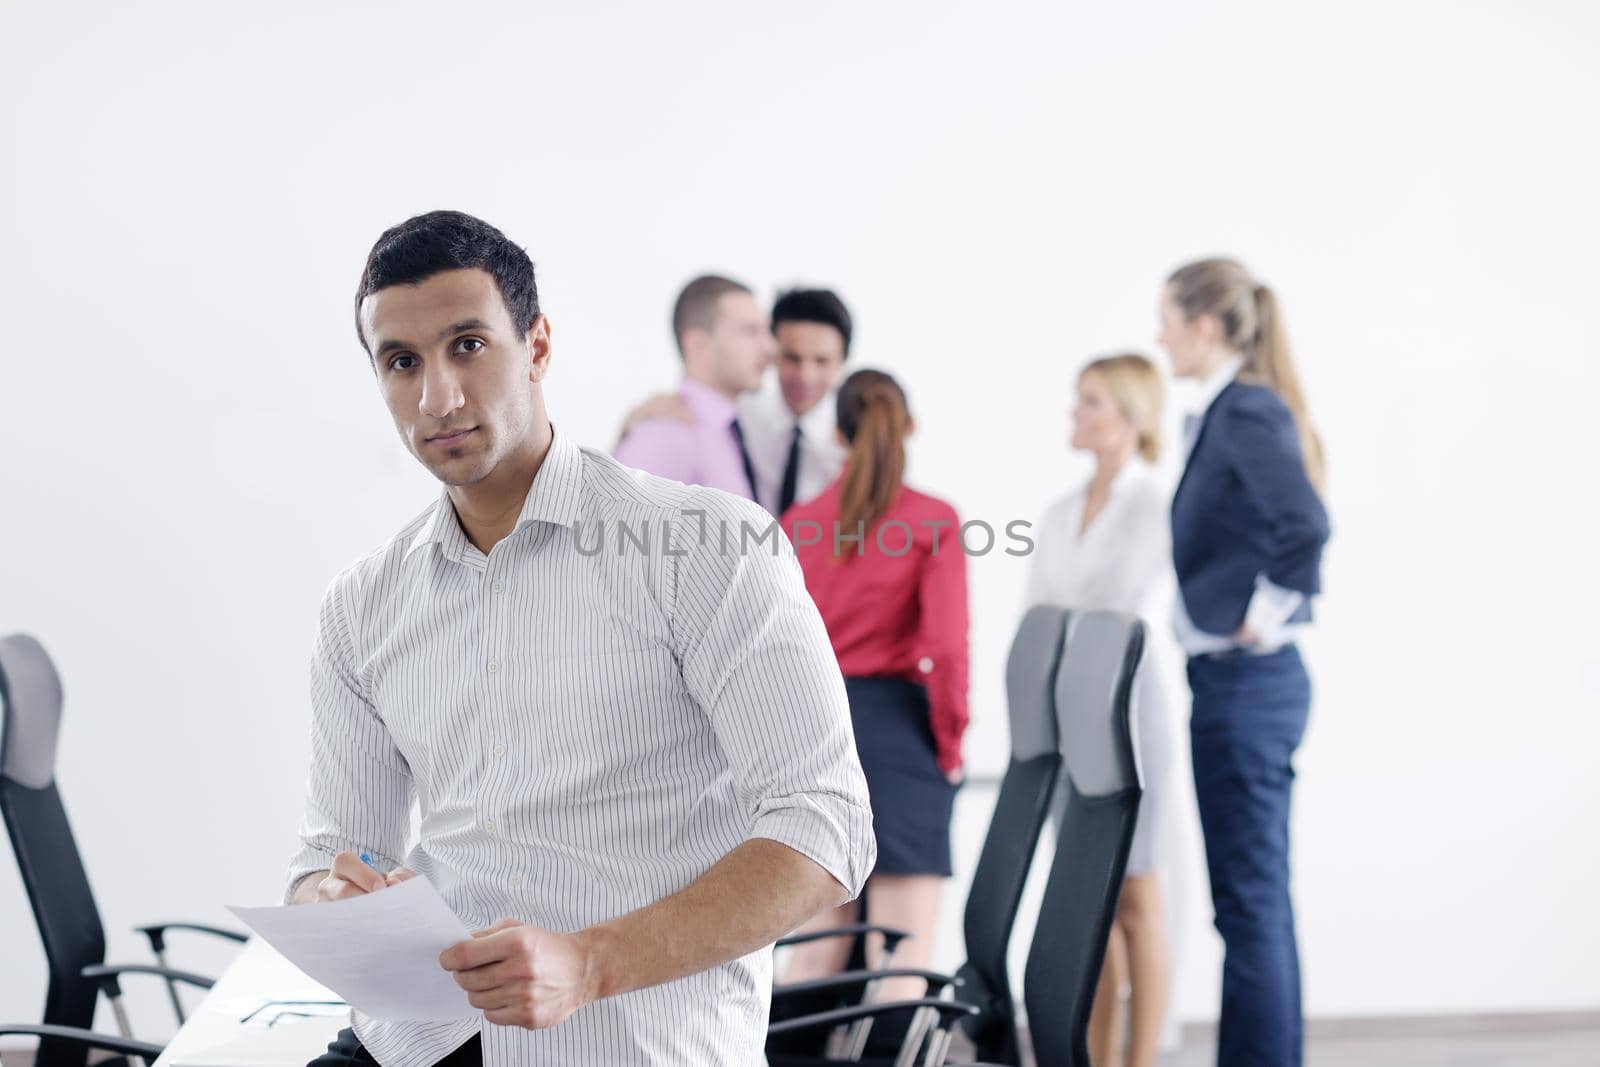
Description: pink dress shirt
613,378,756,500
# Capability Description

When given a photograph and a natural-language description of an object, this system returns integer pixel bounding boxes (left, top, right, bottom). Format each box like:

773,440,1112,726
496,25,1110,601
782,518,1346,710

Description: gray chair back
953,604,1069,1063
1024,610,1145,1067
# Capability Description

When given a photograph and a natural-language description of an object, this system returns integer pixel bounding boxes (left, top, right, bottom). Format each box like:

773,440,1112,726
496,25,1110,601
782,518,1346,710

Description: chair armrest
0,1023,164,1061
767,996,980,1036
134,922,249,954
772,968,961,1001
81,963,215,996
776,922,912,953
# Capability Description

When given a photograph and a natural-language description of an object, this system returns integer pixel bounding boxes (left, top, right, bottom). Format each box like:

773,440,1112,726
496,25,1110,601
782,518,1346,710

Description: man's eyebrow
374,319,495,358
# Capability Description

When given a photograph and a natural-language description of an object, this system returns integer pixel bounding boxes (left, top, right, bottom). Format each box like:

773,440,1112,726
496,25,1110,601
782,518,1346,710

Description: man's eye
458,337,485,354
389,354,417,371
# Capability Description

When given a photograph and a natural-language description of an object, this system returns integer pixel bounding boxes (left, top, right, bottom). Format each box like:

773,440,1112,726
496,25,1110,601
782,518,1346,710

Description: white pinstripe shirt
286,425,875,1067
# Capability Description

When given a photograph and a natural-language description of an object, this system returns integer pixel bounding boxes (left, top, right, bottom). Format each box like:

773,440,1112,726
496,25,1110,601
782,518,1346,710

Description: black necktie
778,424,803,516
729,419,759,502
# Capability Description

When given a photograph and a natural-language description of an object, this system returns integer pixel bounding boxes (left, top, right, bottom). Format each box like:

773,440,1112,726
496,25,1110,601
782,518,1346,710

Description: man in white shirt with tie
287,211,875,1067
741,288,851,515
617,287,853,516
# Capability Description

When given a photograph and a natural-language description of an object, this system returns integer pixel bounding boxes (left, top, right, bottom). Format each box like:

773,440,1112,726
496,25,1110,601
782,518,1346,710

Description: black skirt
845,676,956,877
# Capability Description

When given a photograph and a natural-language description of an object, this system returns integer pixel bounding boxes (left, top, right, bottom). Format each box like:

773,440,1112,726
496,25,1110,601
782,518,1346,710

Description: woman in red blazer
779,368,969,1009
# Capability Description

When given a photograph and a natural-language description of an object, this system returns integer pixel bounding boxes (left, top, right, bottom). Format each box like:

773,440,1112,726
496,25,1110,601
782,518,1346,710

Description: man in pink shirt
613,275,777,498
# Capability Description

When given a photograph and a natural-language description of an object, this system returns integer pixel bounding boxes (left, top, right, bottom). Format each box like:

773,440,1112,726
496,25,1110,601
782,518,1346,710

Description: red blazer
782,477,971,774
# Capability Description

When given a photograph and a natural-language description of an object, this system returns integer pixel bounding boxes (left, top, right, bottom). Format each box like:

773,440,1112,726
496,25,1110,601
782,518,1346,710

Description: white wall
2,0,1597,1042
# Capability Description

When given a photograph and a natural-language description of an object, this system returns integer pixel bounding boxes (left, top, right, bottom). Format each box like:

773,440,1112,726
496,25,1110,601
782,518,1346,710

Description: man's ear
527,315,553,383
678,327,709,369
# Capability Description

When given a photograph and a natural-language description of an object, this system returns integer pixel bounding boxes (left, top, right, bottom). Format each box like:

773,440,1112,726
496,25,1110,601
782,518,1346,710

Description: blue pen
359,852,378,870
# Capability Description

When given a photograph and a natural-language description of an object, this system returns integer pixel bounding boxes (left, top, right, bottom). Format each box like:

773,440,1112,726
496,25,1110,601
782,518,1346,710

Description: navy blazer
1172,380,1330,636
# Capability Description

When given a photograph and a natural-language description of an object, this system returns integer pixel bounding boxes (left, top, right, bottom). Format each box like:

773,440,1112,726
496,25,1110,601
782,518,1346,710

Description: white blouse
1025,457,1172,625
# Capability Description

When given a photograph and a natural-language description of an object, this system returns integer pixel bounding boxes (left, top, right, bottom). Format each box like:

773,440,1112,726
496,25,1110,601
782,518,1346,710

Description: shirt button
505,876,518,892
491,581,505,594
918,656,935,674
484,819,496,834
493,743,506,758
486,661,500,674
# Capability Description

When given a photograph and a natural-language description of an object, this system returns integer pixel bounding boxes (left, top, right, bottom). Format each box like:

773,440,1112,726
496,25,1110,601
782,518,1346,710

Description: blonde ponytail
1167,258,1326,493
1250,284,1325,491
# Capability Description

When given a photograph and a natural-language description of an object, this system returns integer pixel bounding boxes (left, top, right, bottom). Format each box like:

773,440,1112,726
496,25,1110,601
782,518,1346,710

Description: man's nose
419,361,465,419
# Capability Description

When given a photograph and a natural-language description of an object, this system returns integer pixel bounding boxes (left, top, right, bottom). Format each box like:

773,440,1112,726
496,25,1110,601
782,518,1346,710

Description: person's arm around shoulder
613,415,699,484
613,392,692,449
436,491,873,1031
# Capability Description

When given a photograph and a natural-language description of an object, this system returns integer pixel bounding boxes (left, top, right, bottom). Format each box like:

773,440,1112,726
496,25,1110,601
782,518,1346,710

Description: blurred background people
779,369,970,1011
1160,257,1330,1067
618,286,852,515
1025,352,1174,1067
613,274,776,497
743,288,851,514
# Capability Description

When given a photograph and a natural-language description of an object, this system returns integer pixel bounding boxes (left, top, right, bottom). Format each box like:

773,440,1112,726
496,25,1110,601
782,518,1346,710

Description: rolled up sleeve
669,491,876,900
284,572,414,903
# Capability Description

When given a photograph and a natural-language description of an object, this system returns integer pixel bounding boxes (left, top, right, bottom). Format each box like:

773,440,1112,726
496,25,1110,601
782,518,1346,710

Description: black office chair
766,604,1071,1064
0,1025,164,1067
767,609,1145,1067
1003,609,1145,1067
0,633,247,1067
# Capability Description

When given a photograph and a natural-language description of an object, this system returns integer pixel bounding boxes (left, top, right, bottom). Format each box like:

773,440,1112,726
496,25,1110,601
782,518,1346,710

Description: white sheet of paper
226,878,478,1021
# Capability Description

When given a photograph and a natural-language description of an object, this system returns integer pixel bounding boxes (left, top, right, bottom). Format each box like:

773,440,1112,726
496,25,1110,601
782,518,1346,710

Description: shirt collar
1194,354,1246,414
795,391,838,441
679,377,740,428
405,423,585,562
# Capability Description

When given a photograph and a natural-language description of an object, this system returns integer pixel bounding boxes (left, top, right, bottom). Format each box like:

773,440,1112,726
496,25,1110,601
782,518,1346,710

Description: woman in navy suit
1158,258,1329,1067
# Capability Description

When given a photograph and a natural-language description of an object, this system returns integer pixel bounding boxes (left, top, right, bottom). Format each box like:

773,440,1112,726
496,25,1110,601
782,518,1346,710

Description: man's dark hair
771,288,853,357
672,275,751,356
354,210,539,353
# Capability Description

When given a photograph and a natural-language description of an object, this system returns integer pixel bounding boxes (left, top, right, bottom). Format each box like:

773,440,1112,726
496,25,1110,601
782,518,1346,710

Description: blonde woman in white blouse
1026,352,1172,1067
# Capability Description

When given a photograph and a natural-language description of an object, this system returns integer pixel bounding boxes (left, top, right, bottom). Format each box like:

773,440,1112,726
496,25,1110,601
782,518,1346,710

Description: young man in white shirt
288,211,874,1067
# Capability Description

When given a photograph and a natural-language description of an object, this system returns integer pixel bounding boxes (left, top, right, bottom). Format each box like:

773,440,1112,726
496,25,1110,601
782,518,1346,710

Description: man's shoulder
322,500,440,610
612,414,708,482
617,413,704,449
581,444,769,523
581,445,709,515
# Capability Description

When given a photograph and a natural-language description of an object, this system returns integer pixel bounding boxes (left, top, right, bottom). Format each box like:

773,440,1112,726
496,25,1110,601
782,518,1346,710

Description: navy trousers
1188,645,1310,1067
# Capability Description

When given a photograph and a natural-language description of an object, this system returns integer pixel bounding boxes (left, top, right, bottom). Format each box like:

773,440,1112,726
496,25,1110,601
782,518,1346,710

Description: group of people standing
613,257,1330,1067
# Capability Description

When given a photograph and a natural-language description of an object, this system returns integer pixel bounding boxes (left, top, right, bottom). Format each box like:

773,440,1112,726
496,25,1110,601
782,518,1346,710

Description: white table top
153,939,348,1067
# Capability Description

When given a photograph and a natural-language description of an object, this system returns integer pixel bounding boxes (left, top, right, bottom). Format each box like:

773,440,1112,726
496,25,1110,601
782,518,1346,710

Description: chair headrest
0,634,64,789
1006,605,1069,760
1054,611,1144,797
